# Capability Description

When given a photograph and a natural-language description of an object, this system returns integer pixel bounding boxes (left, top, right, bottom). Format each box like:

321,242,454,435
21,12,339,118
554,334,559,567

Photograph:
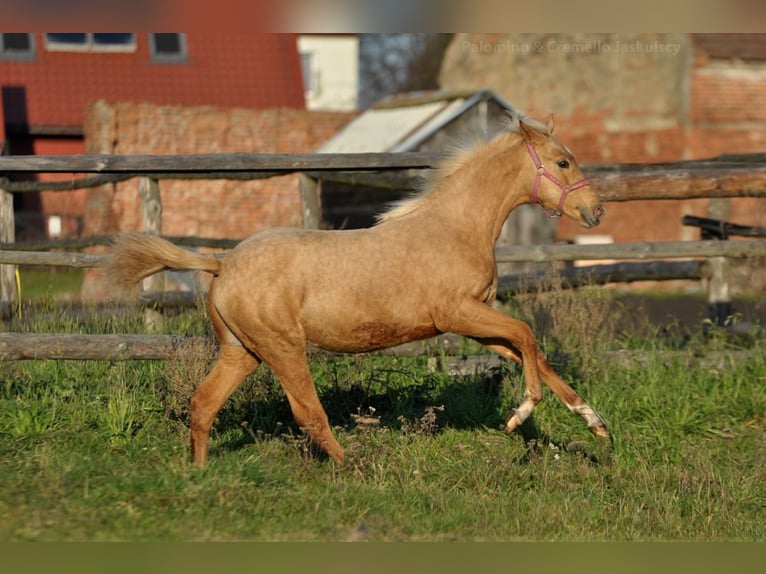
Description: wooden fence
2,151,766,360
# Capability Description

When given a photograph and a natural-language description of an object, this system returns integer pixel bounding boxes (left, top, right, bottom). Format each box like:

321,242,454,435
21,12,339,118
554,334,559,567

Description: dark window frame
44,33,137,53
0,33,36,61
149,33,187,64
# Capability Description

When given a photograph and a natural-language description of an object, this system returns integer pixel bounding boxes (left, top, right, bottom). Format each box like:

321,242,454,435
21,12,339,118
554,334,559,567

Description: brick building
439,33,766,244
0,32,306,240
78,100,353,299
83,101,352,240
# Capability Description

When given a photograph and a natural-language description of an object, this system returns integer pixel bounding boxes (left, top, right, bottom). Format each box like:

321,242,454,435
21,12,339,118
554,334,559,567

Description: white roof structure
318,90,516,153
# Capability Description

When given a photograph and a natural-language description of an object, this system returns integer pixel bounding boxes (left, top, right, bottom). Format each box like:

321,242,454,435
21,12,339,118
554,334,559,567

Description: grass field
1,286,765,541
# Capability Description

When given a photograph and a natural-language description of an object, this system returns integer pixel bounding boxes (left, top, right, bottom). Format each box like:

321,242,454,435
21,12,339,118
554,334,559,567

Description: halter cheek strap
527,142,591,218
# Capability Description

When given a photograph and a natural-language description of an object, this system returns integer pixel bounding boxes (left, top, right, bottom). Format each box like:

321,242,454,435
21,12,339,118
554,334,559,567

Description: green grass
17,266,84,301
1,296,765,541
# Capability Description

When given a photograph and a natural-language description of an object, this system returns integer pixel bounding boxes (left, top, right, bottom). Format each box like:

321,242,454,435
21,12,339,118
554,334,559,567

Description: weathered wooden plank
138,177,163,294
0,152,443,174
682,215,766,239
0,152,766,201
493,239,766,263
299,174,321,230
0,332,457,361
496,260,705,297
1,332,758,367
0,234,239,252
2,239,766,268
0,173,133,193
0,333,208,360
1,152,766,201
0,187,17,320
139,177,162,236
0,250,110,267
0,151,763,174
586,160,766,201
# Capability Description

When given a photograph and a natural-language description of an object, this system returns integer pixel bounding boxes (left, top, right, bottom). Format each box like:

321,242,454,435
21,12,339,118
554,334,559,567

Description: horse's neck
429,136,529,248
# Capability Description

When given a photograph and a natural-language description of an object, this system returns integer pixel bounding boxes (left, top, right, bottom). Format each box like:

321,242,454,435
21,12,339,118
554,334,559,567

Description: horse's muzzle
581,205,605,228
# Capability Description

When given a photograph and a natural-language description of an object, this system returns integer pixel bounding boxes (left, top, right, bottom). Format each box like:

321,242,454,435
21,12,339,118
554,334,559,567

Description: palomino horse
110,114,609,466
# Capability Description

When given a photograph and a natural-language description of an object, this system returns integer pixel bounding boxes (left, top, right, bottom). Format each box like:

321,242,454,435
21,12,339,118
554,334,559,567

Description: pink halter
527,141,591,218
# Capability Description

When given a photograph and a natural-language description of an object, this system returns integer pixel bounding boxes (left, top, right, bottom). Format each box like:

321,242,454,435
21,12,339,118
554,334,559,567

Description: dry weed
351,406,381,431
160,337,217,420
503,270,621,370
398,405,445,436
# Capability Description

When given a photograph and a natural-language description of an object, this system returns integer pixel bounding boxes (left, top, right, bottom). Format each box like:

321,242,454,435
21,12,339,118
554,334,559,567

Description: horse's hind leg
190,344,259,466
265,350,345,462
190,284,260,466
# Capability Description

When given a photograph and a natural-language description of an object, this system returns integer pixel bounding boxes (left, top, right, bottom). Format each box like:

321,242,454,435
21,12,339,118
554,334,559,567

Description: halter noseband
527,141,591,218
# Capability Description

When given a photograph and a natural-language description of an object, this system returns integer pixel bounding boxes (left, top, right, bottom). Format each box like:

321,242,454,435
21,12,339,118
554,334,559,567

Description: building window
0,33,35,60
44,33,136,53
301,52,317,95
149,33,187,63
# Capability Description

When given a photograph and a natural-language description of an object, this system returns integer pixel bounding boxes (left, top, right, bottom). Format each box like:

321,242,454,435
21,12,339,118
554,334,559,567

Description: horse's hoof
504,412,522,433
589,424,611,440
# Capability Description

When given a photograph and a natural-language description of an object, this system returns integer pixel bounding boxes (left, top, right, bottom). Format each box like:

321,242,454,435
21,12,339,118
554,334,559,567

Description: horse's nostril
594,206,605,220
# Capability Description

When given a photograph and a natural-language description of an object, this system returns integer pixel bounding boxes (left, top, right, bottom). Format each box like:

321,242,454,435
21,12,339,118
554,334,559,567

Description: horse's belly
308,320,440,353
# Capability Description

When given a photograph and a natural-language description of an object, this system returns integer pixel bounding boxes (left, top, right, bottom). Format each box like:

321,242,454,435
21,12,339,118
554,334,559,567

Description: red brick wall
83,101,353,240
80,101,353,299
440,34,766,245
0,33,305,129
551,63,766,243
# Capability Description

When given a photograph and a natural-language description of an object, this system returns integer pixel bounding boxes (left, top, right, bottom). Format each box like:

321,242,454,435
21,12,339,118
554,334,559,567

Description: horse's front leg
443,299,544,432
445,298,610,439
475,338,610,439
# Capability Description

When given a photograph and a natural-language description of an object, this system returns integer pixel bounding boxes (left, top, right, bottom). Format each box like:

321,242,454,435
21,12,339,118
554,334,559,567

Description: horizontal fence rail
0,333,204,361
2,152,766,202
497,260,706,295
493,239,766,262
0,152,442,175
2,239,766,268
0,332,757,367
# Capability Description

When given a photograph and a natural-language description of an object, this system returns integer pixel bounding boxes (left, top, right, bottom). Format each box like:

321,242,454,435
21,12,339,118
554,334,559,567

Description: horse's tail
109,232,222,290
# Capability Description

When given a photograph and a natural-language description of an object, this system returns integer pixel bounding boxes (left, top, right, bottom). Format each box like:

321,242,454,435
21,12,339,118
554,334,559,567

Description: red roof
0,33,305,133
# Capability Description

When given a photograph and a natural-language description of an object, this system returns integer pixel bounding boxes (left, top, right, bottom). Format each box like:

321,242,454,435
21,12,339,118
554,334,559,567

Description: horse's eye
557,159,570,169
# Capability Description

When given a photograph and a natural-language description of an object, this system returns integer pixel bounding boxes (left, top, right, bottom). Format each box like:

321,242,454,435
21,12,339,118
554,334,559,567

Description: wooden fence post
299,174,321,230
0,186,17,322
139,176,162,234
138,177,164,331
706,257,731,326
705,198,732,327
138,177,162,293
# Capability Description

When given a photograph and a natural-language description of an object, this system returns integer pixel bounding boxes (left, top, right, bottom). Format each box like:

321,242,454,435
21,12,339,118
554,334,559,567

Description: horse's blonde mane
375,114,547,225
374,145,476,225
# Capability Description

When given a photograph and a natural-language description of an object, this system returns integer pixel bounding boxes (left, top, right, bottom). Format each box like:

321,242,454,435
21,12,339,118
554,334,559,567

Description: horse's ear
519,118,539,143
546,113,555,135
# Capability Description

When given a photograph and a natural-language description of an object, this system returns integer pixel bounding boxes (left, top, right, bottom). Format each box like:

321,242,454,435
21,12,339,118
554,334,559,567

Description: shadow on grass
513,416,608,466
208,361,609,466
